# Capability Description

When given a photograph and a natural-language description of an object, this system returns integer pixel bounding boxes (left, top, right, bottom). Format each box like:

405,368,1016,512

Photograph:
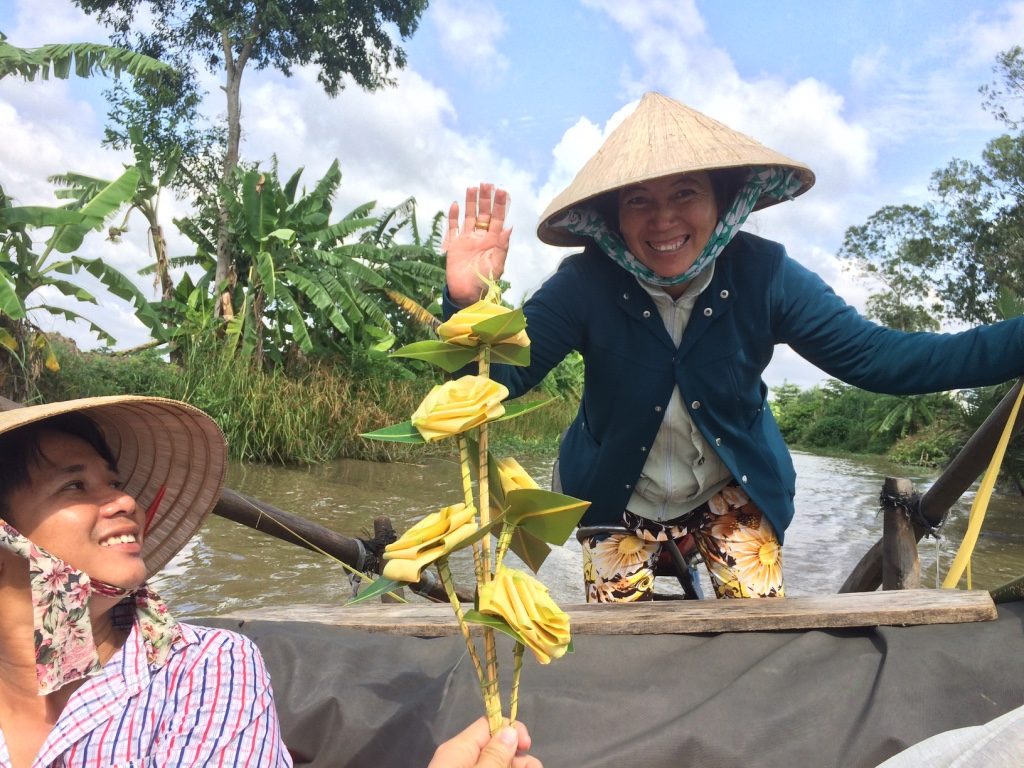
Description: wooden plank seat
221,588,996,637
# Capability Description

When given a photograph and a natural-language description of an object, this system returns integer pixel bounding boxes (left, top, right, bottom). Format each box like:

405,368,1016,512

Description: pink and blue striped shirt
0,622,292,767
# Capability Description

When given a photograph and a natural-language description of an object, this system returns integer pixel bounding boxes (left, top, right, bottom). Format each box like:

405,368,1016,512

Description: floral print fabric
550,166,804,287
0,519,181,695
581,483,785,601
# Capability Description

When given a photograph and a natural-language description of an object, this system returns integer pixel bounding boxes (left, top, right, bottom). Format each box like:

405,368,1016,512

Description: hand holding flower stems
428,718,542,768
360,287,590,736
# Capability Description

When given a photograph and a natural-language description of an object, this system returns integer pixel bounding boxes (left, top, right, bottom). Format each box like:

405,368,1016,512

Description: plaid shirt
0,623,292,767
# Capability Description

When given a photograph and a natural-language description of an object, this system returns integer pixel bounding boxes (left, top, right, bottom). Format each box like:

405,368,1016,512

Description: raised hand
445,183,512,306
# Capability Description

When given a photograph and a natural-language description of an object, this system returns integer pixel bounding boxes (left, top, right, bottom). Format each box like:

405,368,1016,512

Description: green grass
36,342,578,465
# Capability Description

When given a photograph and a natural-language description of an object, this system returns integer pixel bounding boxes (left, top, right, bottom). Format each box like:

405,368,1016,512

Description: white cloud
963,1,1024,66
6,0,102,45
429,0,510,80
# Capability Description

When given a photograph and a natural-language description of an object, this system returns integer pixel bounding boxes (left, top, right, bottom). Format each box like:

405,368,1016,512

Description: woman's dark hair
0,412,117,512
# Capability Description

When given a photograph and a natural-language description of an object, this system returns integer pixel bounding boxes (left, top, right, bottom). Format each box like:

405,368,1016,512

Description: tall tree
73,0,430,316
930,46,1024,324
837,204,943,331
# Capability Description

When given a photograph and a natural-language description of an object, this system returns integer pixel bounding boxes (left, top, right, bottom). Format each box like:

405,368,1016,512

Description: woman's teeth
101,534,137,547
649,235,690,252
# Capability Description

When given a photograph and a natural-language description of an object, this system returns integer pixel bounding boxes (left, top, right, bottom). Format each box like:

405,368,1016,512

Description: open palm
445,184,512,305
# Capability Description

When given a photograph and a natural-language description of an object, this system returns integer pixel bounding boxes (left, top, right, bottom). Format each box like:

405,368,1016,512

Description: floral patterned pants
581,483,785,602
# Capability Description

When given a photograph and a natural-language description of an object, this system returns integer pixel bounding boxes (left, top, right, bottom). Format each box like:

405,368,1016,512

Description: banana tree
51,125,183,303
174,159,445,367
0,32,169,82
0,171,162,388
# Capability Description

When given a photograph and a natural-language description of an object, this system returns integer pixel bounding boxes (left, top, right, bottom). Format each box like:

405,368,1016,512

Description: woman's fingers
491,188,509,232
426,718,541,768
476,182,494,231
455,183,509,235
448,201,462,240
464,186,480,231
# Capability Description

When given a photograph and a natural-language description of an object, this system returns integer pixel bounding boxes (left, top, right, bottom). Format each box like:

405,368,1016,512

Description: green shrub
801,415,852,448
887,423,968,468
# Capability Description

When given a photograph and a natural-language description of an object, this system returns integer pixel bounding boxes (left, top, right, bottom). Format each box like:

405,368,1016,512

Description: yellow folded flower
496,457,540,494
411,375,509,442
478,567,570,664
437,300,530,348
382,503,479,582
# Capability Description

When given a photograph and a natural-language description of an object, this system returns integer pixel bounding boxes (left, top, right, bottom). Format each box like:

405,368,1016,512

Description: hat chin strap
0,519,181,696
550,167,804,286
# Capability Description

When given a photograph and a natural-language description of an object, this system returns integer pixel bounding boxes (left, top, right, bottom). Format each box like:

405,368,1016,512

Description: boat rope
942,384,1024,589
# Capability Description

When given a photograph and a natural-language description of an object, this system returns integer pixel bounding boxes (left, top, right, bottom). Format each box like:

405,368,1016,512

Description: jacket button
642,309,651,318
640,446,647,452
625,484,631,490
720,289,729,299
703,307,713,317
654,405,663,413
741,475,748,483
715,437,722,446
691,400,701,410
623,292,630,300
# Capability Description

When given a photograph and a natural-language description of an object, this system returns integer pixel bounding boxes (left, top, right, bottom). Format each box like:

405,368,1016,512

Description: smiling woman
0,396,542,768
0,396,292,768
442,90,1024,605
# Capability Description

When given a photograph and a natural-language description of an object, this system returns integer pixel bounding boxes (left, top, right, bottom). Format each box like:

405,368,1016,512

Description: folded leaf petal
478,567,571,664
381,503,480,582
411,375,509,441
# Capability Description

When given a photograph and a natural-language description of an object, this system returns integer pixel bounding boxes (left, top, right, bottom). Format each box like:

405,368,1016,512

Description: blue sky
1,0,1022,387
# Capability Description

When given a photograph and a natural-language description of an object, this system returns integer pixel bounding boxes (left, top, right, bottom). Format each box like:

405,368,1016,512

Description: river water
156,451,1024,617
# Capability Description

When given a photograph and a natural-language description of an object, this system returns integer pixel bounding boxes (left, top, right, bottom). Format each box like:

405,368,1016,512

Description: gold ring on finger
475,219,491,231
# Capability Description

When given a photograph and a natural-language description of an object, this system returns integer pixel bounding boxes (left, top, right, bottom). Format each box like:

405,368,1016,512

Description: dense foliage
72,0,430,300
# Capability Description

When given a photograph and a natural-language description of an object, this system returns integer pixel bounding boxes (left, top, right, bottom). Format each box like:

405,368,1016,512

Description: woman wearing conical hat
0,397,540,768
443,92,1024,603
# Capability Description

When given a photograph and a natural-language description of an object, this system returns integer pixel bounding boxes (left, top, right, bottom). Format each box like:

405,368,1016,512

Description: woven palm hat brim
0,395,227,577
537,92,816,247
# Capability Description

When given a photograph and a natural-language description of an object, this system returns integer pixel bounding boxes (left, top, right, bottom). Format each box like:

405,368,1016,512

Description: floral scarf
549,166,804,287
0,519,181,695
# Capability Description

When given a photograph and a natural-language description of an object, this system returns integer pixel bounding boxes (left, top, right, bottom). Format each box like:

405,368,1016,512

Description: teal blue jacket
445,232,1024,540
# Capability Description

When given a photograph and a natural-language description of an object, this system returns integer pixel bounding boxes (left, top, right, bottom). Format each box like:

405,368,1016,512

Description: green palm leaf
36,305,116,345
0,269,26,319
0,37,170,82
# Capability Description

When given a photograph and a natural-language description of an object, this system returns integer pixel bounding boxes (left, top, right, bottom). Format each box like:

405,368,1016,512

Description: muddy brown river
154,451,1024,617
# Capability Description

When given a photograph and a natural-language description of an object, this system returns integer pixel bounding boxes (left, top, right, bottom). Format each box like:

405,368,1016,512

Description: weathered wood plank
218,589,996,637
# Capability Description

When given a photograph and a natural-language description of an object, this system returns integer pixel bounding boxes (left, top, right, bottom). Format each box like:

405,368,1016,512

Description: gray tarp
203,601,1024,768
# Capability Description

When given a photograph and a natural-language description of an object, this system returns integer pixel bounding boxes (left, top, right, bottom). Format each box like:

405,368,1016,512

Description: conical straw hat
0,395,227,577
537,92,815,247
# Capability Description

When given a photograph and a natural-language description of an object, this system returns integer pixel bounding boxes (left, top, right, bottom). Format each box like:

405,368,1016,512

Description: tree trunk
213,31,252,320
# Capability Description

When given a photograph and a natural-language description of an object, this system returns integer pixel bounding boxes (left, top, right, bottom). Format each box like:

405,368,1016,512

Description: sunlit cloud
430,0,510,79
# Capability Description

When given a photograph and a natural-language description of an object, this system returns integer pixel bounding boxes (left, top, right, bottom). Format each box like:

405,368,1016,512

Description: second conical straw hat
537,92,815,247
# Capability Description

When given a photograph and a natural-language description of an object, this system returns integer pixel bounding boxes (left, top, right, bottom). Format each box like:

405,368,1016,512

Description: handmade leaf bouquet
360,291,590,732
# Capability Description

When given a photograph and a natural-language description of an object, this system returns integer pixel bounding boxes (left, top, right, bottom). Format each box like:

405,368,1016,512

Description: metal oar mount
840,378,1024,594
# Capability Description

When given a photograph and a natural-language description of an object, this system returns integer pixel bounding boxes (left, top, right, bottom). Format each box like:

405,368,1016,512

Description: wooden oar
840,378,1024,593
213,488,466,603
0,394,464,602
